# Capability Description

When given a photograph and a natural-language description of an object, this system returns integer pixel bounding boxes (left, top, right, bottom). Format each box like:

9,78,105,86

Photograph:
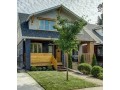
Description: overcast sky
17,0,103,24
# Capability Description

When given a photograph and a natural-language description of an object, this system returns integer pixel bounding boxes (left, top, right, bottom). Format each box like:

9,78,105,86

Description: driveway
17,72,44,90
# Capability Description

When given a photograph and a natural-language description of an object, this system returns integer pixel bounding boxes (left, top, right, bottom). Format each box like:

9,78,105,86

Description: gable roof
17,0,102,24
84,24,103,44
20,4,85,22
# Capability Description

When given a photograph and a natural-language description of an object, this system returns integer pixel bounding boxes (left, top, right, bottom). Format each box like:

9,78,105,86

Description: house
17,5,96,70
83,24,103,66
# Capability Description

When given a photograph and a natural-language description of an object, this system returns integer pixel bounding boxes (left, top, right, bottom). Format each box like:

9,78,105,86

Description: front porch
23,39,63,70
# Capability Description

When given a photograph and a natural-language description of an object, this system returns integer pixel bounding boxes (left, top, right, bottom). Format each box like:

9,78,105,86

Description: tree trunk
65,53,68,81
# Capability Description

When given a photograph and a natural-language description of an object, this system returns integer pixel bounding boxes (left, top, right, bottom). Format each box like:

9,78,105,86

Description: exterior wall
17,40,24,69
17,15,22,44
29,10,77,30
25,39,31,70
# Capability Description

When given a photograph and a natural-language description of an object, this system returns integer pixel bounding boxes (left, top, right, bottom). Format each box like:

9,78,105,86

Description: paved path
17,73,44,90
67,71,103,86
63,71,103,90
75,87,103,90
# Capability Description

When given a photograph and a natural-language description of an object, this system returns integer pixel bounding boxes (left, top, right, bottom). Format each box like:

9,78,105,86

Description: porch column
87,42,94,64
25,39,31,70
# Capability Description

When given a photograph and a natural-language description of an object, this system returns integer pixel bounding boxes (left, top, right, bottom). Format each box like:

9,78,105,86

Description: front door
56,48,61,62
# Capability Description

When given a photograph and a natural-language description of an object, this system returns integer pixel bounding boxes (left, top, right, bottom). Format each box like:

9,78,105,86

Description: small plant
78,63,92,75
38,67,43,71
47,65,53,71
42,67,47,71
91,66,102,77
80,54,85,63
30,66,38,71
98,73,103,80
91,54,98,66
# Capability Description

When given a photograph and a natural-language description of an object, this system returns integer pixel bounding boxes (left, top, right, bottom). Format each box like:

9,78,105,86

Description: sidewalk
17,72,44,90
76,87,103,90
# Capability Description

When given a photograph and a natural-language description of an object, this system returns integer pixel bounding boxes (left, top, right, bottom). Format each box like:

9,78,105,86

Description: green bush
98,73,103,80
38,67,43,71
78,63,92,75
91,66,102,77
31,66,38,71
91,54,97,66
47,65,53,71
68,53,72,69
42,67,47,71
80,54,85,63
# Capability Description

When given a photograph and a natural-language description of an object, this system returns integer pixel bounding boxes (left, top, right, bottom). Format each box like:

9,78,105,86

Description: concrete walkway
76,87,103,90
67,71,103,86
63,71,103,90
17,73,44,90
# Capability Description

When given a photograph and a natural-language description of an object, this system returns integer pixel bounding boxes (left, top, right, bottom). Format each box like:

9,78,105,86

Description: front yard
28,71,98,90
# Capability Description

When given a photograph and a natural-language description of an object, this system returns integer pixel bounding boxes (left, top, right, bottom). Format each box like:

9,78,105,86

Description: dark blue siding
25,39,31,70
17,40,24,69
21,22,59,38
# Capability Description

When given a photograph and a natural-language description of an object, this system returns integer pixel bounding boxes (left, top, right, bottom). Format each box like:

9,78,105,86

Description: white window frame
31,43,42,53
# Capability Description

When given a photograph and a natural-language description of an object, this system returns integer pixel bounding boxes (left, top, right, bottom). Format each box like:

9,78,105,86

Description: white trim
22,36,58,40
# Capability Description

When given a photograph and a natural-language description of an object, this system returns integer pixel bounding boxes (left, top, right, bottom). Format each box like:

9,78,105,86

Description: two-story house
17,5,95,70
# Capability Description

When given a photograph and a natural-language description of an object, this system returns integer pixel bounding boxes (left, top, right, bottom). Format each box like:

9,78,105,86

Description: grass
28,71,98,90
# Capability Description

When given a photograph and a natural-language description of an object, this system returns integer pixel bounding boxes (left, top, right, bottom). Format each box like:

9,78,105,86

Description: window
97,46,103,56
40,20,55,30
48,46,53,53
40,20,45,30
31,43,42,53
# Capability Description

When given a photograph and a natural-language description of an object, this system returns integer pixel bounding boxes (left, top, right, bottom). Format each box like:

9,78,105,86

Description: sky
17,0,103,24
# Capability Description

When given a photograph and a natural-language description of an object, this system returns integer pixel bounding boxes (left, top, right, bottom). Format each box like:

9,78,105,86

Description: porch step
57,65,66,71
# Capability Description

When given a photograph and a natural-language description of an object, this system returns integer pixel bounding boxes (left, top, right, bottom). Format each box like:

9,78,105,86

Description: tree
97,16,102,25
68,52,72,69
91,54,98,66
97,3,103,25
54,16,86,80
80,54,85,63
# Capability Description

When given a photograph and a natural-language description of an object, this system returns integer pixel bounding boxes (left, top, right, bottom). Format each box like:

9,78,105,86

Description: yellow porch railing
51,56,57,70
30,53,57,70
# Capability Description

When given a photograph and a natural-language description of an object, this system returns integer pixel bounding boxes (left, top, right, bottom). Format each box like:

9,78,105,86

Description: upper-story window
40,20,55,31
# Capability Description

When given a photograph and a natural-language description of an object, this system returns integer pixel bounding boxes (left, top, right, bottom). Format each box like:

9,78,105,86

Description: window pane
34,44,37,53
30,44,33,53
48,46,52,53
45,20,49,30
49,21,55,30
38,43,42,53
40,20,45,30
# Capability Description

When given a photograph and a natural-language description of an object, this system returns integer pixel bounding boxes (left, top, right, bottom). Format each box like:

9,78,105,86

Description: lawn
28,71,98,90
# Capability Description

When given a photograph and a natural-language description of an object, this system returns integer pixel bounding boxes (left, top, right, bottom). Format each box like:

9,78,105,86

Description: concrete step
57,65,66,71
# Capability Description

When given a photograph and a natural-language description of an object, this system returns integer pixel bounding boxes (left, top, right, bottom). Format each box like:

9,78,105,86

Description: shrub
30,66,38,71
80,54,85,63
91,66,102,77
38,67,43,71
78,63,92,75
98,73,103,80
91,54,97,66
68,53,72,69
47,65,53,71
42,67,47,71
